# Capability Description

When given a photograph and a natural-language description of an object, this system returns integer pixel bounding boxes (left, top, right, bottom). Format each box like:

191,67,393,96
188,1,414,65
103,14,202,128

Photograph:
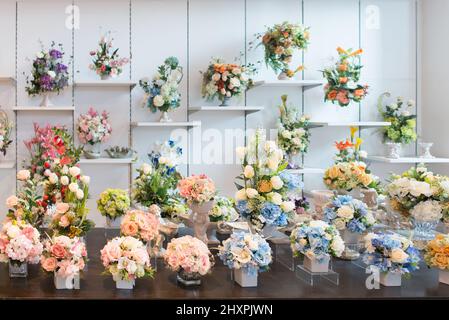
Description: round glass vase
411,217,439,240
177,269,202,287
9,259,28,278
84,143,101,159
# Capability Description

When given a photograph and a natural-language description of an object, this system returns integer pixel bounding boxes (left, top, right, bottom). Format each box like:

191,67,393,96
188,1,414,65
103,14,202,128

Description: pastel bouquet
89,31,129,79
97,188,130,221
178,174,216,204
277,95,310,167
76,107,112,157
41,235,87,277
363,232,420,275
209,196,239,222
378,93,417,144
235,129,302,231
101,236,154,285
0,219,43,267
120,208,160,244
201,57,257,106
25,41,69,106
322,47,368,107
324,195,376,233
257,21,309,79
140,56,183,122
0,111,13,156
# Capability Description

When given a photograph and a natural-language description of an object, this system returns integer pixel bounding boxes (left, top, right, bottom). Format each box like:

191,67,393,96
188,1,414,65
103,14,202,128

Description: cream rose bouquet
120,207,160,244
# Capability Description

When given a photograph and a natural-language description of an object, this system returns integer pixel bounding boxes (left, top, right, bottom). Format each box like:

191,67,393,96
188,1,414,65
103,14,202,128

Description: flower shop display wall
0,0,419,225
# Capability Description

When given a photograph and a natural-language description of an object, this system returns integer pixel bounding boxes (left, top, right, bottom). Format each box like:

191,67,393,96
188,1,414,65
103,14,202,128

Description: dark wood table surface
0,228,448,300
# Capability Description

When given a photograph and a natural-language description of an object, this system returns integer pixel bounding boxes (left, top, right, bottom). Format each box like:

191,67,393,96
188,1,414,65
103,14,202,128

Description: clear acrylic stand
273,242,297,271
295,259,339,286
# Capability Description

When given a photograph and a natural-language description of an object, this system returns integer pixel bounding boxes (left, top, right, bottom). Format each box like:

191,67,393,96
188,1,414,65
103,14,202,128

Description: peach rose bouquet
425,234,449,271
120,206,160,243
177,174,216,204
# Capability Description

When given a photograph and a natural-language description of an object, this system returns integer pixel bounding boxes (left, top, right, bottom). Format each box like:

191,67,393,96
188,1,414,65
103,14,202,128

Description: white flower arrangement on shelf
209,196,239,222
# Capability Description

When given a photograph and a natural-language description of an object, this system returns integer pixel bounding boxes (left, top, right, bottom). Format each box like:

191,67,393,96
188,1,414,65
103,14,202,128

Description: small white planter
113,274,135,289
54,273,80,290
303,255,330,273
234,268,258,287
379,271,402,287
439,270,449,285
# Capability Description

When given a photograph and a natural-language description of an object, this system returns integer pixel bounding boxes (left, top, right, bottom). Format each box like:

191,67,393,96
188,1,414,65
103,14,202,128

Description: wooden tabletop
0,228,448,300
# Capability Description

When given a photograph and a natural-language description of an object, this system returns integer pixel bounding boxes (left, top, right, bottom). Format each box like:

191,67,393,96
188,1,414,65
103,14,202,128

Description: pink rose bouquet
177,174,216,204
120,206,160,243
100,236,154,281
76,107,112,146
0,219,43,264
41,235,87,277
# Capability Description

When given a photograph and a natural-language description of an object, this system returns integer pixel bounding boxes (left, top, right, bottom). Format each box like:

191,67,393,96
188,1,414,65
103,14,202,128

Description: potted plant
97,188,130,229
424,234,449,285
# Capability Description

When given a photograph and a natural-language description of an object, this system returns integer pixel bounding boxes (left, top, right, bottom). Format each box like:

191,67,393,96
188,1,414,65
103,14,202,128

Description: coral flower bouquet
178,174,216,205
41,235,87,289
424,234,449,284
120,207,160,244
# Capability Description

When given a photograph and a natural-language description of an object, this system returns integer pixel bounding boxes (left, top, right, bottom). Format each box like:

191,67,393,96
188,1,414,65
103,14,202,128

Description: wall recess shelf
79,158,135,164
188,106,263,114
0,161,16,169
253,79,324,88
131,121,201,128
13,106,75,111
366,156,449,164
286,168,324,174
74,80,136,88
308,121,391,129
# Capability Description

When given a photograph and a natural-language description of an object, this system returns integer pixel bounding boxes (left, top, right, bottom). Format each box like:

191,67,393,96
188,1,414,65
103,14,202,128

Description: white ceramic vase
54,272,80,290
40,92,53,107
113,274,135,289
379,271,402,287
159,111,172,122
234,268,258,287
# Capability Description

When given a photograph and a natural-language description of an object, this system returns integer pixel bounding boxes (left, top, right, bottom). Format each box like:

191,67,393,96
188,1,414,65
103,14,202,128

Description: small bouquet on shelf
25,41,69,107
235,129,302,233
97,188,130,227
164,235,214,287
424,234,449,285
256,21,309,79
89,31,129,80
139,56,183,122
218,231,272,287
76,107,112,159
209,196,238,223
277,95,310,168
101,236,154,289
292,195,310,215
322,47,368,107
0,219,43,278
41,235,87,289
120,208,160,244
0,110,13,156
290,220,345,273
201,57,257,106
363,232,420,286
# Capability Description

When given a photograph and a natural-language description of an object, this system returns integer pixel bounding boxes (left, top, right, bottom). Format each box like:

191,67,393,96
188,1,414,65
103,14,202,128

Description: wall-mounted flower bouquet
219,231,272,287
363,232,420,286
0,110,13,157
164,235,214,287
41,235,87,289
256,21,309,79
290,220,345,273
424,234,449,285
201,57,257,106
101,236,154,289
277,95,310,169
89,31,129,80
0,219,43,278
377,92,416,158
25,42,70,107
76,107,112,159
97,188,130,228
234,129,301,234
140,57,183,122
322,47,368,107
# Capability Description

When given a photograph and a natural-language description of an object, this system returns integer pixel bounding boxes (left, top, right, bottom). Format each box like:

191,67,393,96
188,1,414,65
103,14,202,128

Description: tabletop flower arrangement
101,236,154,289
89,31,129,80
139,56,183,122
235,129,300,233
424,234,449,285
218,231,272,287
0,219,43,278
120,208,160,244
201,57,257,106
209,196,239,223
164,235,214,286
97,188,130,228
363,232,420,286
25,41,69,107
277,95,310,168
41,235,87,289
0,110,13,157
76,107,112,159
290,220,345,273
322,47,368,107
256,21,309,79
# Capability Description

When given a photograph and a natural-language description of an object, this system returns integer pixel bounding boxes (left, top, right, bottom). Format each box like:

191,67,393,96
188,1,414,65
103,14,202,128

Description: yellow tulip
355,137,363,150
350,126,358,140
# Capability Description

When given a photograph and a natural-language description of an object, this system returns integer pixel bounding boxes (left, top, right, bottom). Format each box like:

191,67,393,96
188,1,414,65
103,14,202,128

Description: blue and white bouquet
209,196,239,222
219,231,272,274
363,232,420,275
290,220,345,261
324,195,376,233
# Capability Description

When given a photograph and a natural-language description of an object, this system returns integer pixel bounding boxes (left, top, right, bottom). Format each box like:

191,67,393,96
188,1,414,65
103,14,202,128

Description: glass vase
286,153,301,169
419,142,434,158
219,96,231,107
177,269,202,287
9,260,28,278
84,143,101,159
411,218,439,240
159,111,172,122
386,142,402,159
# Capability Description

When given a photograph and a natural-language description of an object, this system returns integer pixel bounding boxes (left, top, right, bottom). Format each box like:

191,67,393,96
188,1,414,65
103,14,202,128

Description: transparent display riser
295,264,339,286
273,242,298,271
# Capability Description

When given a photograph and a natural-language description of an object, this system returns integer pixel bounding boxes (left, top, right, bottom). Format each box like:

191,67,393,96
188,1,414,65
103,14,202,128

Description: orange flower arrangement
425,234,449,270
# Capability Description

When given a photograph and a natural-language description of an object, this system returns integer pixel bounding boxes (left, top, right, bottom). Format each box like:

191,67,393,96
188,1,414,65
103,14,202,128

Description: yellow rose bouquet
424,234,449,284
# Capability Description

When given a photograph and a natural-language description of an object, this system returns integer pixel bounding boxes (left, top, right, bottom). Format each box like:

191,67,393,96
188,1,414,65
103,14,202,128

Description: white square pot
234,268,258,287
379,271,402,287
303,256,330,273
439,270,449,285
113,274,135,289
54,273,80,290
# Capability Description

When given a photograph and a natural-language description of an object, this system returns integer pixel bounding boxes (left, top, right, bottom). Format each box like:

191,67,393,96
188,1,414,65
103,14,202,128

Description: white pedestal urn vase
379,271,402,287
113,274,135,289
190,200,214,244
9,260,27,278
303,255,330,273
233,267,258,287
386,142,402,159
39,92,53,107
54,272,80,290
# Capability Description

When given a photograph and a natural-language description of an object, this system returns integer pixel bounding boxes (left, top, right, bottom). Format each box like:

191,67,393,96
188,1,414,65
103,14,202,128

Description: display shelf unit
286,168,324,174
74,80,137,88
188,106,264,114
13,106,75,112
79,158,135,164
0,76,16,83
131,121,201,128
366,156,449,164
0,161,16,169
253,79,324,89
308,121,391,129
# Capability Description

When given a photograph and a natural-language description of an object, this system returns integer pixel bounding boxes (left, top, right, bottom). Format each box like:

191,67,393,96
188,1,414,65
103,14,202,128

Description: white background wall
0,0,421,226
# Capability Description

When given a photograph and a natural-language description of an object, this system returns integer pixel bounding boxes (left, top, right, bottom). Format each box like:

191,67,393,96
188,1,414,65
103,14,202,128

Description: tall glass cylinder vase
9,260,27,278
104,216,122,239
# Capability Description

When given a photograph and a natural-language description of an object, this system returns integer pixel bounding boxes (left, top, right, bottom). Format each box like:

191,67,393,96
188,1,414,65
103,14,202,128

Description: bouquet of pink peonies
76,107,112,146
120,206,160,243
41,235,87,277
177,174,216,204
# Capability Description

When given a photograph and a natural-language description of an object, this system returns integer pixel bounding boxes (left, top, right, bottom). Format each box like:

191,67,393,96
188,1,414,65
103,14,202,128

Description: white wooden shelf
13,106,75,111
0,161,15,169
253,79,324,88
308,121,391,128
74,80,136,88
79,158,135,164
286,168,324,174
366,156,449,164
189,106,263,114
0,76,15,83
131,121,201,128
